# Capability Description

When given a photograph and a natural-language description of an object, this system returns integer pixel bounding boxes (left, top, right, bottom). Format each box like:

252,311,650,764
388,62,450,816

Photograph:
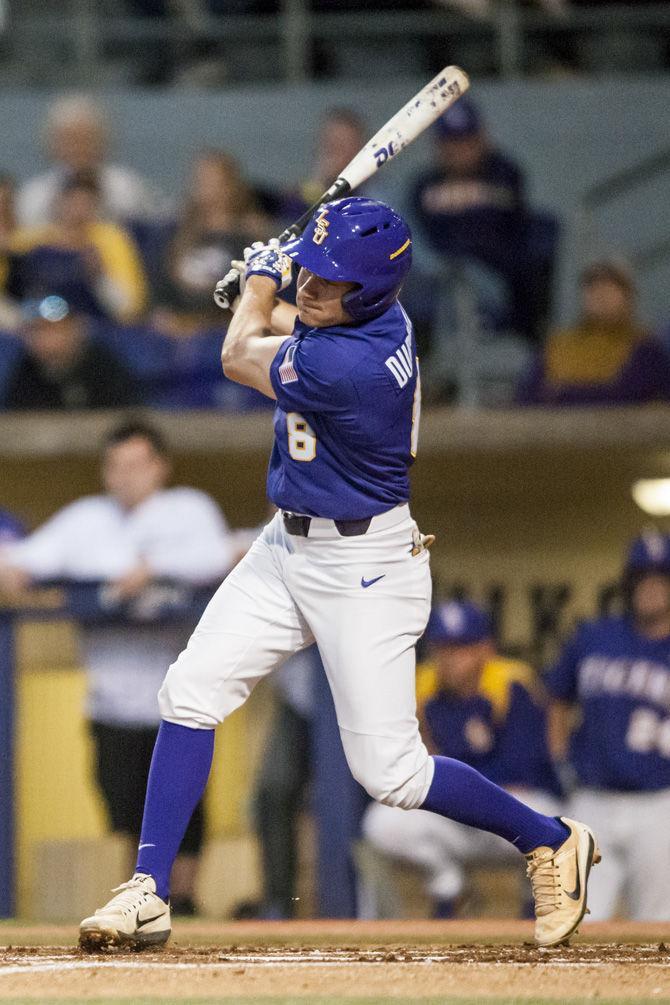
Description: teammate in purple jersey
546,532,670,919
80,197,599,951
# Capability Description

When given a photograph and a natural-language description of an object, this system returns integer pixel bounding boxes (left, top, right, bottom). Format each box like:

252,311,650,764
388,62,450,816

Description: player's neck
112,487,160,513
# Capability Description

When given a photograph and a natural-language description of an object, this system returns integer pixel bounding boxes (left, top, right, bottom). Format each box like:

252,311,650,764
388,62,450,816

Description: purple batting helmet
425,600,493,647
623,531,670,589
434,94,482,140
282,196,412,322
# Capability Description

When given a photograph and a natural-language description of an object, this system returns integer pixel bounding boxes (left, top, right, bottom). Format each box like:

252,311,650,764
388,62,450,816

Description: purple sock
135,721,215,900
422,756,568,855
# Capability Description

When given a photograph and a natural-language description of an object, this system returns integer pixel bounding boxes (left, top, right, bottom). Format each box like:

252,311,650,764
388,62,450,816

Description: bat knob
213,273,241,311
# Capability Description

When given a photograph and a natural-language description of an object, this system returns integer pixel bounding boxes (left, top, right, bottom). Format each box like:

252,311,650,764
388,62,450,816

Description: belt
282,512,372,538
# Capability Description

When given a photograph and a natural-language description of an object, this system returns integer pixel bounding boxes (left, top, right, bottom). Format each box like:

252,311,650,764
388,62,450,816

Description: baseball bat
214,65,470,309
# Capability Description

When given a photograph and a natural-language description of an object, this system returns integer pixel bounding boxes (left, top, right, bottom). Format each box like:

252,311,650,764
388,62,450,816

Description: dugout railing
3,2,670,87
579,143,670,279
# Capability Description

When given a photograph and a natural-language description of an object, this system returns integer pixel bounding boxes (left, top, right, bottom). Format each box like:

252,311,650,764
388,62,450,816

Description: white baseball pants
569,787,670,921
159,506,434,810
362,788,560,901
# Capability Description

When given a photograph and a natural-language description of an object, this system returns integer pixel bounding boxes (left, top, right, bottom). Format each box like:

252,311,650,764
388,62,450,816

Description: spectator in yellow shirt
8,171,148,325
362,600,562,918
0,174,22,330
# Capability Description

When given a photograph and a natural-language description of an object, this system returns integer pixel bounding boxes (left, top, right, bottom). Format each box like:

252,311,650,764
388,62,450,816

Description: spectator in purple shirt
518,259,670,406
412,97,526,283
281,108,371,224
411,94,558,389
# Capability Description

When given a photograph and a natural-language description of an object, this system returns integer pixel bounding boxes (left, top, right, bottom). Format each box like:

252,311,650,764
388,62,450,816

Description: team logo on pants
313,208,330,245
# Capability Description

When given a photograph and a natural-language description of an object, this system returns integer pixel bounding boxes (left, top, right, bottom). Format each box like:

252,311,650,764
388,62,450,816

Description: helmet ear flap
342,280,406,323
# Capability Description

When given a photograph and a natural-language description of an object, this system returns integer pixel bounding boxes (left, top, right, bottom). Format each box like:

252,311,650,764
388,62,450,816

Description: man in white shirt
0,420,232,912
17,95,167,227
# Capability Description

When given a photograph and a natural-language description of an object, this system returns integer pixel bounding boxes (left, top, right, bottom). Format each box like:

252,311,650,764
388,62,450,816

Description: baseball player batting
79,196,599,950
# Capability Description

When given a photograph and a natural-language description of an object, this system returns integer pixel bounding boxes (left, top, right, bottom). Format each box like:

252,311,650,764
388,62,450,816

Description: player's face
582,278,633,326
24,316,84,369
102,436,170,510
632,573,670,630
317,120,365,180
438,133,486,174
434,641,491,696
296,268,357,327
52,121,105,170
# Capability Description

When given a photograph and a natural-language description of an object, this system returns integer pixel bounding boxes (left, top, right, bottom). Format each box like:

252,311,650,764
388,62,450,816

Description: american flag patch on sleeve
278,344,299,384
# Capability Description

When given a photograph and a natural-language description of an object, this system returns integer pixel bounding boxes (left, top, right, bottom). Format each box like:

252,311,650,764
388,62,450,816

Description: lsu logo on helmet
312,208,330,245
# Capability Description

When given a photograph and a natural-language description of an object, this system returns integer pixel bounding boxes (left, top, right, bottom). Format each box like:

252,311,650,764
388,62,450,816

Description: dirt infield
1,920,669,1003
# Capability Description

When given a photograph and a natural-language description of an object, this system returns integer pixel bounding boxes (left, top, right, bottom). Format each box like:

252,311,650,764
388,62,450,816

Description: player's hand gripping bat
213,65,470,310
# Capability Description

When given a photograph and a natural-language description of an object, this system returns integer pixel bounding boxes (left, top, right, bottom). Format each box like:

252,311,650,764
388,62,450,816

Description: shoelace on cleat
525,849,561,917
94,879,154,918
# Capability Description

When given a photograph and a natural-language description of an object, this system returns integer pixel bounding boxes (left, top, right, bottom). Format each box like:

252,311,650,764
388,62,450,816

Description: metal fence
1,2,670,88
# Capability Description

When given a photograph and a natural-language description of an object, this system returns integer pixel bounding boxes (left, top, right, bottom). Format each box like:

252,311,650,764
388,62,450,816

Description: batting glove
244,238,293,291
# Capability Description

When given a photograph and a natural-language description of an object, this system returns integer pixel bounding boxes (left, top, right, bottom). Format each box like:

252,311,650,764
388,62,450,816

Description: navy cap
434,95,481,140
625,531,670,578
425,600,492,646
20,295,72,326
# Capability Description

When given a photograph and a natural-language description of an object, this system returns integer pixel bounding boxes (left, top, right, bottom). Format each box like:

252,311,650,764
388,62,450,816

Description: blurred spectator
0,175,21,331
0,508,24,545
0,420,233,912
17,95,166,228
310,0,432,8
3,295,141,411
123,1,280,87
433,0,567,15
282,108,370,221
518,259,670,405
0,174,16,260
410,96,557,349
546,532,670,921
361,600,561,918
152,150,269,336
8,171,148,324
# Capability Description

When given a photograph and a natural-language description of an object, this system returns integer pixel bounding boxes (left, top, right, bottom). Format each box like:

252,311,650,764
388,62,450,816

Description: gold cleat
526,816,601,947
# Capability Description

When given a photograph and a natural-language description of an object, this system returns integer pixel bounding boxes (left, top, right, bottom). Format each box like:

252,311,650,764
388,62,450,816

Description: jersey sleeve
545,628,584,702
270,335,357,414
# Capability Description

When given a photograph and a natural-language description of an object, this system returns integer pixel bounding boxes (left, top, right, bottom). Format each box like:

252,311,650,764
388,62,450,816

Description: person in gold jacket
518,259,670,405
7,170,147,325
362,600,562,918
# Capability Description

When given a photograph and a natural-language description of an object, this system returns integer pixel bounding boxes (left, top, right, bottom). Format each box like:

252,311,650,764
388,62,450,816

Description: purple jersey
425,678,561,797
546,616,670,791
268,301,419,520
